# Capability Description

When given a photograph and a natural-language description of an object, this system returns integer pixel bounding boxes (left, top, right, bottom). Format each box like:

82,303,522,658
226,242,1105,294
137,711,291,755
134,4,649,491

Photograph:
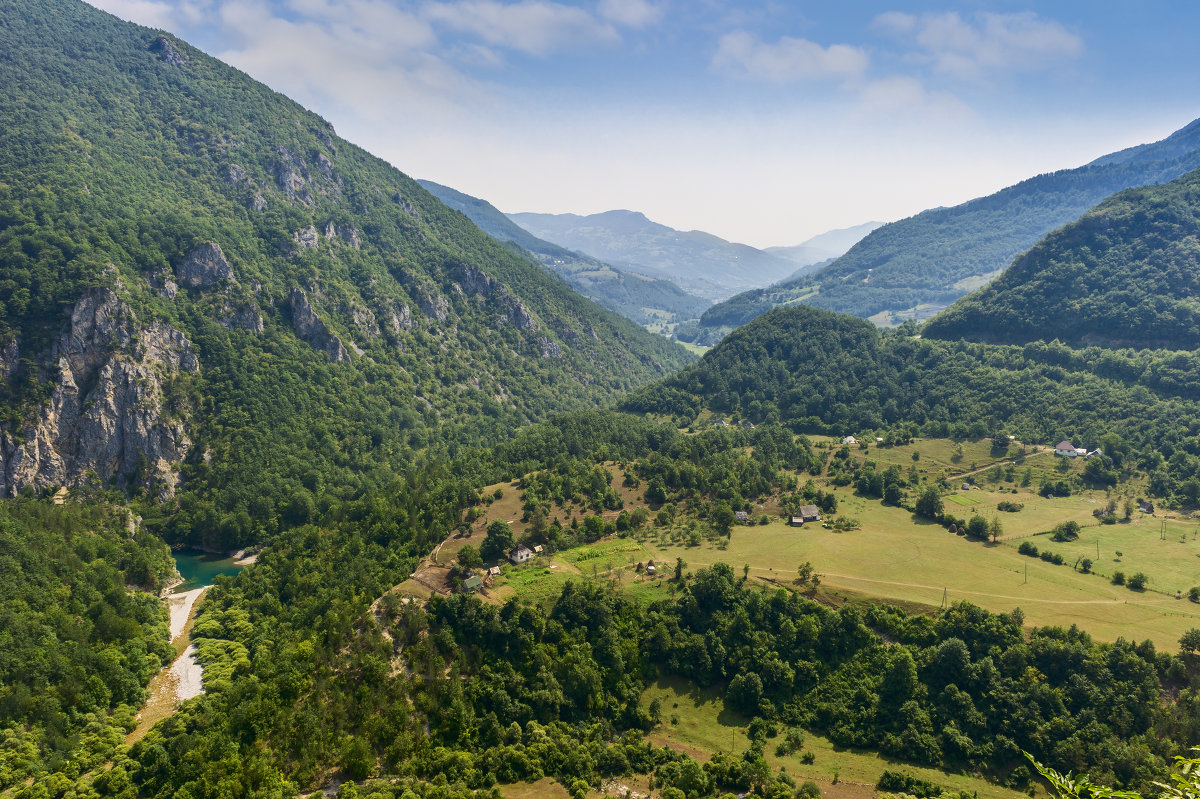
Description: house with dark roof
735,511,749,523
509,545,533,564
799,505,821,522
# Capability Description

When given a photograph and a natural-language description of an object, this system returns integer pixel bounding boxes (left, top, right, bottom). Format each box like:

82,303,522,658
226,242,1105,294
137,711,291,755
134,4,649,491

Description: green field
1027,517,1200,597
643,678,1028,799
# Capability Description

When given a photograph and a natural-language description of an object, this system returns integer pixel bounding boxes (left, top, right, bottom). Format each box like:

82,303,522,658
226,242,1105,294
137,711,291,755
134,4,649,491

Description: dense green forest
625,306,1200,508
0,499,176,789
7,2,1200,799
923,167,1200,347
417,180,710,325
0,0,692,549
675,118,1200,337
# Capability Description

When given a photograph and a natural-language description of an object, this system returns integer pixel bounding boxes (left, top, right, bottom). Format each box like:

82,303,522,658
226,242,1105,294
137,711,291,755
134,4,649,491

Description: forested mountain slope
681,118,1200,335
923,166,1200,348
0,0,692,546
623,305,1200,501
417,179,709,325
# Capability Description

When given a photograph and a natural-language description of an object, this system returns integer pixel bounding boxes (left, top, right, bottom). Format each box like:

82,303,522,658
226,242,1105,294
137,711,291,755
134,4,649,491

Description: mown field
479,439,1200,649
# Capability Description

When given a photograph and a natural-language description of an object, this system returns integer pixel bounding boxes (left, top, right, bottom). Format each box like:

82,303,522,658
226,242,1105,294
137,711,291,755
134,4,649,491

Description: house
509,545,533,564
712,418,729,427
735,511,749,523
842,435,858,445
461,575,482,593
1055,440,1087,457
1139,500,1155,514
789,516,805,527
799,505,821,522
740,420,755,429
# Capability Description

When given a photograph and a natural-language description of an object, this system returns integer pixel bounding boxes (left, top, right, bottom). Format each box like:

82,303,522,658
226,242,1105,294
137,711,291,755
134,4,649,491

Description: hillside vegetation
0,0,692,548
678,118,1200,339
924,166,1200,347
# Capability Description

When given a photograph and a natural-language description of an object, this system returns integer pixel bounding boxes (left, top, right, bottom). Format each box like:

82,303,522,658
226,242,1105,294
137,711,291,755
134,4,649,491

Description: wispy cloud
597,0,663,29
874,11,1083,80
422,0,620,57
712,30,868,84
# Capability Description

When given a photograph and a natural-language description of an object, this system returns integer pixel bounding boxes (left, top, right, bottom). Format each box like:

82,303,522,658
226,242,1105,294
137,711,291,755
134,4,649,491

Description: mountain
507,209,799,300
687,119,1200,328
623,304,1200,453
0,0,693,546
765,220,884,266
923,166,1200,348
417,179,709,325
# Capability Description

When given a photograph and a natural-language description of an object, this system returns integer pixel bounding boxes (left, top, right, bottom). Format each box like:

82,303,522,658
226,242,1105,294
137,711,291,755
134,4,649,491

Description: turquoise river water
172,549,244,592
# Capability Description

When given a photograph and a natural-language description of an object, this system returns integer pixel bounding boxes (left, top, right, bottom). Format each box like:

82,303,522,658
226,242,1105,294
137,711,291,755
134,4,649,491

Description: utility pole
1024,562,1027,584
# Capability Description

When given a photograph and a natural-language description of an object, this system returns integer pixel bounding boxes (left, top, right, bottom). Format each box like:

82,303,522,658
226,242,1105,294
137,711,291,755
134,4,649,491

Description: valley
2,3,1200,799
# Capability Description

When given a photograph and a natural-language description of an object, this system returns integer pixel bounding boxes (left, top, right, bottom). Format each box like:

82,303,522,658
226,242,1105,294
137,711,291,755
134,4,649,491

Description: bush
1189,586,1200,603
997,501,1024,512
1112,571,1126,585
1127,572,1148,591
1018,541,1039,557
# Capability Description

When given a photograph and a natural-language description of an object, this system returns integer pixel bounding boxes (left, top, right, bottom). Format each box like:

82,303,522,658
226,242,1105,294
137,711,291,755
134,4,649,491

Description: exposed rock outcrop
150,36,187,67
289,288,350,362
176,242,234,288
0,288,197,499
293,226,320,249
450,264,538,331
0,337,19,380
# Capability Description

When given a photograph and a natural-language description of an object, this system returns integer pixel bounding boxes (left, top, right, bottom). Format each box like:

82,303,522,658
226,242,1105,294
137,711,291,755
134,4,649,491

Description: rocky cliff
0,284,198,499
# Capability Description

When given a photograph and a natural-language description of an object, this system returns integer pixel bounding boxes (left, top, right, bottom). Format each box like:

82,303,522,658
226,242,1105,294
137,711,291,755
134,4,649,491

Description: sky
87,0,1200,248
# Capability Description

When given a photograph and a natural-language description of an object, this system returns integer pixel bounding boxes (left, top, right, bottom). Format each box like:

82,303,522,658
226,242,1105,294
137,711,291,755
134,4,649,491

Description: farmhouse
735,511,749,523
799,505,821,522
461,574,482,593
1055,440,1088,457
509,545,533,564
842,435,858,445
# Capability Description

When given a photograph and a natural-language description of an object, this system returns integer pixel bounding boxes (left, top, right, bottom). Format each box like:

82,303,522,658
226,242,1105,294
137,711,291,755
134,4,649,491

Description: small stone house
735,511,749,523
509,545,533,565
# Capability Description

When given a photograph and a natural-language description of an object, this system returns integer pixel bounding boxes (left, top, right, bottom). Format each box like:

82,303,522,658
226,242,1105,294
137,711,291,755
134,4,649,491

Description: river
127,550,246,744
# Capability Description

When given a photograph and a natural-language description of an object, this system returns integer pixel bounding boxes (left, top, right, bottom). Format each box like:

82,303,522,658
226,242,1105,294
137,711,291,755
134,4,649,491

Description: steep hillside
923,167,1200,348
624,305,1200,467
686,119,1200,328
0,0,692,545
417,179,709,325
508,209,798,299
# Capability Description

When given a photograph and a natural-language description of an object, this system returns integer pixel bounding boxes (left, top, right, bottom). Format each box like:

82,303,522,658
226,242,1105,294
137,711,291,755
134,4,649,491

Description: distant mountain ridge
507,209,800,300
923,165,1200,348
417,179,709,325
804,117,1200,319
680,117,1200,338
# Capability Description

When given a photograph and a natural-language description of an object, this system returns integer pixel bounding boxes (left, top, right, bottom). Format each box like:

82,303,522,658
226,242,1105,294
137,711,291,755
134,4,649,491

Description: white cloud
874,11,1083,80
422,0,620,57
86,0,189,29
597,0,663,29
712,30,868,84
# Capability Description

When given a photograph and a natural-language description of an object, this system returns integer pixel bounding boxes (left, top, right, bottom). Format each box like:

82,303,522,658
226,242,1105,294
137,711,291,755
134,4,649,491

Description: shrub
1127,572,1148,591
1112,571,1126,585
997,501,1024,512
1018,541,1039,557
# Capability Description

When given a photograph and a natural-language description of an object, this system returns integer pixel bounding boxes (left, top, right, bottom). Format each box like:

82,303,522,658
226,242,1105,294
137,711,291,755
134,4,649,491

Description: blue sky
88,0,1200,247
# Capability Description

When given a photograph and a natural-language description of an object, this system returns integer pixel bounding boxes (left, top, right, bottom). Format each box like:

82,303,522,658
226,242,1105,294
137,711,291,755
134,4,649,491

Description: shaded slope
924,167,1200,348
508,209,798,300
417,179,709,324
803,119,1200,319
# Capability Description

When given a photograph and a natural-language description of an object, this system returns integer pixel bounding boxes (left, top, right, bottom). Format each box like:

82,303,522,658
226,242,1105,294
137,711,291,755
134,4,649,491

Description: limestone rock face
176,242,234,288
0,288,198,499
289,288,350,362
